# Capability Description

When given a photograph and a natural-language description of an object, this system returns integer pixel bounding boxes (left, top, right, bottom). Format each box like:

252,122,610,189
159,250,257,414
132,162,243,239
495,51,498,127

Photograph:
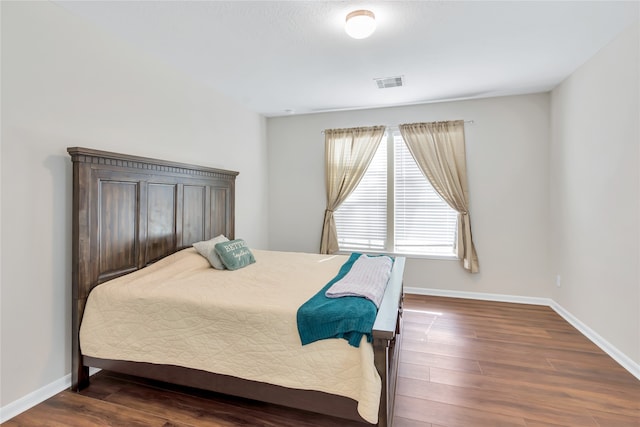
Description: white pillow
193,235,229,269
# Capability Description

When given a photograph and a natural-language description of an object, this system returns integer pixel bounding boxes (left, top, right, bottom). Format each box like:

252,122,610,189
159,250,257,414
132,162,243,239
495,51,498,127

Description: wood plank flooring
4,295,639,426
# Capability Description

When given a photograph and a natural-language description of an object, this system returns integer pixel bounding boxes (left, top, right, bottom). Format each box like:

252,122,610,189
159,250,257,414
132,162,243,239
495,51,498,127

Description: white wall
267,94,551,297
550,23,639,365
1,1,268,409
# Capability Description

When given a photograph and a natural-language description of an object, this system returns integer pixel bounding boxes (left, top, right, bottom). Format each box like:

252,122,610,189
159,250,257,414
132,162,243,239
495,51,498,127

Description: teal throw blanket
296,253,378,348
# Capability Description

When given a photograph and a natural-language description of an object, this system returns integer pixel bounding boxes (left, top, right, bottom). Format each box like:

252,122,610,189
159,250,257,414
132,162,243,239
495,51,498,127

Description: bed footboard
372,257,405,427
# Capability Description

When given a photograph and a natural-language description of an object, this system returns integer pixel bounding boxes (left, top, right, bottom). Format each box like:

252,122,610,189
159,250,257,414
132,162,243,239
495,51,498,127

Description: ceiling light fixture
345,9,376,39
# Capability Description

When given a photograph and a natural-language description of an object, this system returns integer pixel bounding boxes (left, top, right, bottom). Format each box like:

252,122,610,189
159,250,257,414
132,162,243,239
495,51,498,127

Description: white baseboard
404,287,640,381
0,368,101,423
549,300,640,380
405,286,553,306
0,373,71,423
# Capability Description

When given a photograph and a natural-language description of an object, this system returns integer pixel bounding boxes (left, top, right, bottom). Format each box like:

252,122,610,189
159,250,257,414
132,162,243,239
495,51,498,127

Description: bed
68,147,404,426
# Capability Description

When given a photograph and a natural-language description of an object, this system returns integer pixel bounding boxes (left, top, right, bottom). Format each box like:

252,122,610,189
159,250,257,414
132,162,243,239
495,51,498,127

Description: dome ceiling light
345,9,376,39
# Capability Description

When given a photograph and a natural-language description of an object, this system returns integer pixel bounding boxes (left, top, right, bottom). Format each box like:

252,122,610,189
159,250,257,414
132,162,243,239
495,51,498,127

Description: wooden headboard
68,147,238,389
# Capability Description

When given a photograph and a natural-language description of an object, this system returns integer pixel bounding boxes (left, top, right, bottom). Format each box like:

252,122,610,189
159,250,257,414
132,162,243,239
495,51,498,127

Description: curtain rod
321,120,474,134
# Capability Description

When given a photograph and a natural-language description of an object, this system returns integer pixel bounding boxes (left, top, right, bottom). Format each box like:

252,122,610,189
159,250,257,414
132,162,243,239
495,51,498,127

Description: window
334,130,458,257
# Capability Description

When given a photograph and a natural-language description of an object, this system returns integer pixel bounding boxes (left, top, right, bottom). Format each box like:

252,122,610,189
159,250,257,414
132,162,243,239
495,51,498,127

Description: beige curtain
399,120,479,273
320,126,386,254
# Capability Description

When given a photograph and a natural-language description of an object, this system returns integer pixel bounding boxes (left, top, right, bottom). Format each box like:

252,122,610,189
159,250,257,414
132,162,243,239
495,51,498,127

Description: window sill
335,249,458,261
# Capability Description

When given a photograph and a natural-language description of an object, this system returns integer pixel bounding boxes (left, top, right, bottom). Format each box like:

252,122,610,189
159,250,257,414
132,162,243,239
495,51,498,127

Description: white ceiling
54,1,638,117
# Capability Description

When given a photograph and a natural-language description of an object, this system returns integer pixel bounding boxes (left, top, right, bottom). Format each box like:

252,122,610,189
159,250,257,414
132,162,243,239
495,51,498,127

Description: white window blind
334,131,458,256
334,138,387,250
393,133,457,255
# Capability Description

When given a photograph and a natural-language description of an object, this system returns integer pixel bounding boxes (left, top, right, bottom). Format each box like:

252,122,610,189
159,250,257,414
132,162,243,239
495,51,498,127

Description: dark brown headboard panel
68,147,238,389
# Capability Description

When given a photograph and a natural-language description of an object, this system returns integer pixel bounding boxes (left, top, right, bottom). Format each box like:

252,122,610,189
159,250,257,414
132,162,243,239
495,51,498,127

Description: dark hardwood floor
4,295,639,426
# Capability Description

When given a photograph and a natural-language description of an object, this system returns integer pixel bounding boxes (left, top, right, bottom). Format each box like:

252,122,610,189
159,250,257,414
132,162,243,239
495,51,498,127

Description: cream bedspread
80,248,381,423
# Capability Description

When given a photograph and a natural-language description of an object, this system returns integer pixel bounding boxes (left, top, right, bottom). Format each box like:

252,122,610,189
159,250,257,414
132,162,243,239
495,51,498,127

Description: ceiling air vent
374,75,404,89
